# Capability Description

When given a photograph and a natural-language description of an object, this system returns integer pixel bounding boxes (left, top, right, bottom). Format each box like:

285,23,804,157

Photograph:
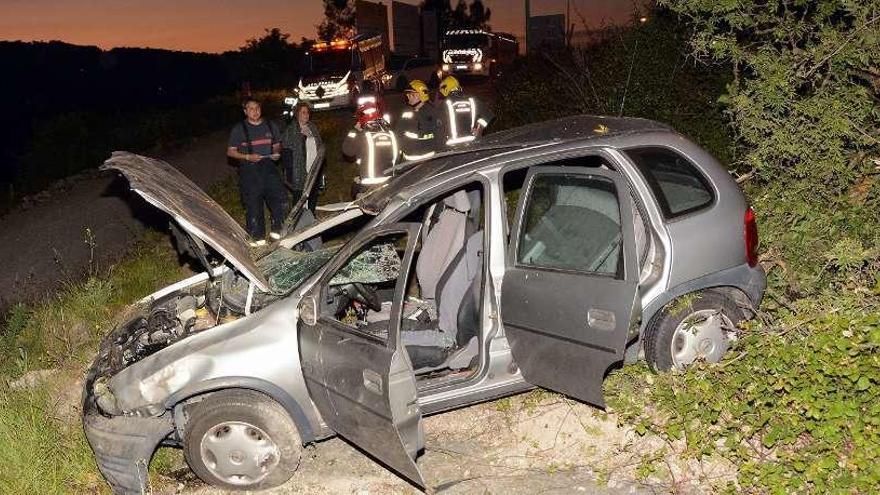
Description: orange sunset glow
0,0,631,52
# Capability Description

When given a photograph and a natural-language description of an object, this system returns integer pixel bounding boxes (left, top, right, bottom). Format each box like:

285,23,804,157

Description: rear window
624,147,714,219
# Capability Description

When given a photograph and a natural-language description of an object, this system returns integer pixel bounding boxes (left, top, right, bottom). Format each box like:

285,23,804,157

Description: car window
517,173,622,278
502,155,609,231
321,232,408,342
624,147,713,219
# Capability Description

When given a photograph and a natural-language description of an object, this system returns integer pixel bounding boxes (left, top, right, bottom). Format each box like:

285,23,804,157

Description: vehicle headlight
474,62,483,70
442,64,450,71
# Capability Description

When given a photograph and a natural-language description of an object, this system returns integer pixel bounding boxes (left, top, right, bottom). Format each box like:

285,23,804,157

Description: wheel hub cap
671,309,736,369
199,421,280,486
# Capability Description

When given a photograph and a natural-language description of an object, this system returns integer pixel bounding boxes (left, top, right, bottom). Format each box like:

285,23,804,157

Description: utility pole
524,0,530,54
566,0,571,48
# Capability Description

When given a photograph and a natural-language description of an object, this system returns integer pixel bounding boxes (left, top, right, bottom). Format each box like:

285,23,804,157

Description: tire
182,390,302,491
643,290,744,372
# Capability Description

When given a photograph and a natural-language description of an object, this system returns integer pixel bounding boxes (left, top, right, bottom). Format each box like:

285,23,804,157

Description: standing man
437,75,494,148
342,96,400,198
227,97,287,247
395,80,443,162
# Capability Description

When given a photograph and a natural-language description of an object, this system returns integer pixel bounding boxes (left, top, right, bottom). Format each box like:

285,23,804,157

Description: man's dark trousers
238,159,287,239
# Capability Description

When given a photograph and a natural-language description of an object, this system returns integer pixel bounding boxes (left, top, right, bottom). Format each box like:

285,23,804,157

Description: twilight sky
0,0,633,53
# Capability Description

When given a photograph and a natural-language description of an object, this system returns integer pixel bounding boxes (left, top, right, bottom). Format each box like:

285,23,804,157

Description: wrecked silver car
83,116,766,493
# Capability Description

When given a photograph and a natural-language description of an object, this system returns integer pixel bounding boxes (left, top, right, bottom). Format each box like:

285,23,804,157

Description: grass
0,107,352,494
0,232,189,494
0,388,104,494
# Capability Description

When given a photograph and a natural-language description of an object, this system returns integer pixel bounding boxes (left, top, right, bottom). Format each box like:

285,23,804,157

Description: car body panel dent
107,296,326,441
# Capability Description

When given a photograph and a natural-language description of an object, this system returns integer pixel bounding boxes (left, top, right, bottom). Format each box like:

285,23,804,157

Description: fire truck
294,33,391,111
439,29,518,78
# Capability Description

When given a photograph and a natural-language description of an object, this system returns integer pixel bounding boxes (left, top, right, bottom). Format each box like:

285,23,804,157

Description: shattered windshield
259,242,401,295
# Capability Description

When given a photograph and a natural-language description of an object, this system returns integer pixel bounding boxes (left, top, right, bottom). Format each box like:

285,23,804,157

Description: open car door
501,167,640,407
298,223,426,487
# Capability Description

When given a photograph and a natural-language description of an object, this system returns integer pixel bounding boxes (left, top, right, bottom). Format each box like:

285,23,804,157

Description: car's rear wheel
644,291,744,372
182,390,302,491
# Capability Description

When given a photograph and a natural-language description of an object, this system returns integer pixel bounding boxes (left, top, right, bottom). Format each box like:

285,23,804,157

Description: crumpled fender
83,411,173,495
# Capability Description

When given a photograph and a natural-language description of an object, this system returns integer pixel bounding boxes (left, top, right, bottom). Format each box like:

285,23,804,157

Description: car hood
102,151,270,292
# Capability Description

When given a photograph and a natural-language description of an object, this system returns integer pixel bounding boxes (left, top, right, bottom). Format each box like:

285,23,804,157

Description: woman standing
281,102,324,212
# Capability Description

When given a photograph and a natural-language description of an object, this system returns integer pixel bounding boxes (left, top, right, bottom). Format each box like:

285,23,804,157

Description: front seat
415,190,471,300
403,230,483,371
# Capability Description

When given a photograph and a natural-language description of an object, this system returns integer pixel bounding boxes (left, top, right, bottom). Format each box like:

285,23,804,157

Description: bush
602,2,880,492
494,10,734,161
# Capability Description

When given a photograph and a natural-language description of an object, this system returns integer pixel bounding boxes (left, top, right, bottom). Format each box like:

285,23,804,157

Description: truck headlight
473,62,483,70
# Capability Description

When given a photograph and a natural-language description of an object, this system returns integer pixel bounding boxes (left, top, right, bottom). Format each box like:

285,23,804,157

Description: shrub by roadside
495,3,880,492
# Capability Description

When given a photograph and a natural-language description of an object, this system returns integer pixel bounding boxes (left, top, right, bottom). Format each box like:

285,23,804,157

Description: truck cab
440,29,518,78
297,34,391,111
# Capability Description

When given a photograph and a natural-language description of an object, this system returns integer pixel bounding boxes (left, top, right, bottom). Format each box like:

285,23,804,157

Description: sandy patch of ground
157,390,735,495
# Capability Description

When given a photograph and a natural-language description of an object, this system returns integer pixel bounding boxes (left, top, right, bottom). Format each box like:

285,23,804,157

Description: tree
450,0,469,28
468,0,491,30
422,0,491,32
239,28,301,88
317,0,355,40
663,0,880,287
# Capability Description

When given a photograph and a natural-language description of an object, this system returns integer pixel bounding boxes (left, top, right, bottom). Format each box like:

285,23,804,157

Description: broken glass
260,242,401,295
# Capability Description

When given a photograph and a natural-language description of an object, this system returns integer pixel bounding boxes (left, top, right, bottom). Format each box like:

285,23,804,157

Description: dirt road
0,131,233,312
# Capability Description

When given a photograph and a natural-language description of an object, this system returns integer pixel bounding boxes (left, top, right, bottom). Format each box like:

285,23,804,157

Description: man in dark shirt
227,97,287,246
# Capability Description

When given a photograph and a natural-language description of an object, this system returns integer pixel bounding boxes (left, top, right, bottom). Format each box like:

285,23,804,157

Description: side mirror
299,295,318,326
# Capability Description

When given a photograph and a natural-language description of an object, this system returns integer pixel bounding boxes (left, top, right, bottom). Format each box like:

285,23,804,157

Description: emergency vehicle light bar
313,39,351,51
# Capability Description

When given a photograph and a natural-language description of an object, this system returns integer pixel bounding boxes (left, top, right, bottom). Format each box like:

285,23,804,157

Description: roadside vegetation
0,109,351,493
496,2,880,492
1,2,877,493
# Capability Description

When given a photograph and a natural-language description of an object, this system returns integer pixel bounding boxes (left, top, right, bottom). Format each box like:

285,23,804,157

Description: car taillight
744,207,759,267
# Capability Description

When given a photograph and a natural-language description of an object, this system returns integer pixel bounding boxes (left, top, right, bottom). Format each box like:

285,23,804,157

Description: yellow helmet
439,76,461,98
406,79,430,102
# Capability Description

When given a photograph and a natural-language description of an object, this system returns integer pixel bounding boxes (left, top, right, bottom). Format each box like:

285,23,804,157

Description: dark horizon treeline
1,31,307,209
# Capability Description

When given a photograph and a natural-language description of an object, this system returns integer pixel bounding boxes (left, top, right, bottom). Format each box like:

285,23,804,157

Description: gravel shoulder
0,131,233,312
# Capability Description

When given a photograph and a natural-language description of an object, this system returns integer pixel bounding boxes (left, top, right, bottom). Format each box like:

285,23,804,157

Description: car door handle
587,308,616,331
363,369,383,395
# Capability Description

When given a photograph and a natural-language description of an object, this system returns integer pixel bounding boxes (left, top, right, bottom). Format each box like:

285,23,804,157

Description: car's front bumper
83,410,174,494
300,93,351,110
442,64,490,77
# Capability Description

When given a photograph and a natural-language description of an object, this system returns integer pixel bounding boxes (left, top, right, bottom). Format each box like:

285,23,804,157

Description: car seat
415,191,471,300
403,230,483,371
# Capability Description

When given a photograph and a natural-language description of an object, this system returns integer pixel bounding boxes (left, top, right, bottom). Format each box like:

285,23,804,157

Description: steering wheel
342,282,382,312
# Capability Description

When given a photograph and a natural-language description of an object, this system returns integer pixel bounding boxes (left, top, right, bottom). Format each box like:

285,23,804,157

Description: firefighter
437,75,494,148
342,96,400,198
395,80,443,162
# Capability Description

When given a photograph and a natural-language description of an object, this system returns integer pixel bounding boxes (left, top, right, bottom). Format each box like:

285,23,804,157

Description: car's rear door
501,167,640,407
298,223,425,487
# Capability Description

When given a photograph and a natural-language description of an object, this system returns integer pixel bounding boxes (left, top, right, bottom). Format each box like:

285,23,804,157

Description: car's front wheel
644,290,744,372
182,390,302,491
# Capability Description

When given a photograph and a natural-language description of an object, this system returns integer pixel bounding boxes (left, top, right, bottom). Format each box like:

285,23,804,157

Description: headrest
443,190,471,213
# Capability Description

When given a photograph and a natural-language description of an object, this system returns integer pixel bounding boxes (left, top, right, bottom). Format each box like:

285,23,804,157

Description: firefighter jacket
440,93,494,148
341,121,400,185
395,103,443,162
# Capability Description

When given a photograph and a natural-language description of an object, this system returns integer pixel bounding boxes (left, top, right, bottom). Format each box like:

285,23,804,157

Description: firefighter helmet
439,76,462,98
356,98,380,126
405,80,430,102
